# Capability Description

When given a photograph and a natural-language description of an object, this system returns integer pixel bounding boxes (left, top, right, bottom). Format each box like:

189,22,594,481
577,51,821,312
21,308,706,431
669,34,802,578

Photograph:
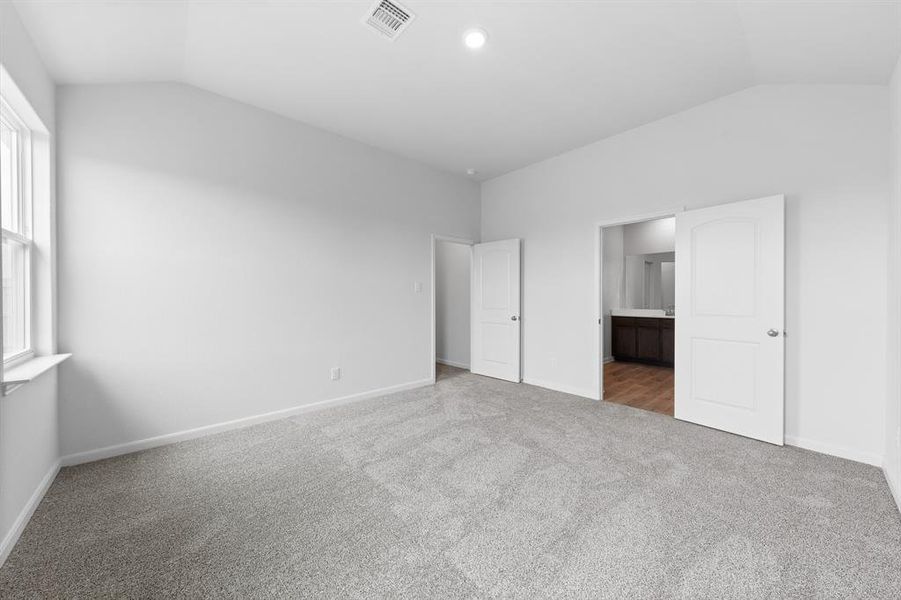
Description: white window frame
1,96,34,367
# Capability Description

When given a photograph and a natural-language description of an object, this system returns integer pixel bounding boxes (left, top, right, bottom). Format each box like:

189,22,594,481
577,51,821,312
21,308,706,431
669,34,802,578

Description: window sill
3,353,71,396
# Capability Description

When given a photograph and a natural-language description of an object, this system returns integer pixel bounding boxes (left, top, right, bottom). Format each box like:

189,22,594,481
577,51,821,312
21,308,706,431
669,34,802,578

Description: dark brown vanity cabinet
611,317,674,367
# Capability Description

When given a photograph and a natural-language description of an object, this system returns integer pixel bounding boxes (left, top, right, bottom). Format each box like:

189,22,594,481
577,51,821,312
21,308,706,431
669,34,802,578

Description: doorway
596,196,786,445
600,215,677,416
430,236,474,382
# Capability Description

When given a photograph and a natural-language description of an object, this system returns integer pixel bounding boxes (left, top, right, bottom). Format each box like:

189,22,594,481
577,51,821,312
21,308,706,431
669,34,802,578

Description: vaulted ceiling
11,0,901,179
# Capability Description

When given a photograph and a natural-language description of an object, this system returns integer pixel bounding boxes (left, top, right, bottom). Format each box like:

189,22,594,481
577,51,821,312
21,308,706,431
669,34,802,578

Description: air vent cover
363,0,415,41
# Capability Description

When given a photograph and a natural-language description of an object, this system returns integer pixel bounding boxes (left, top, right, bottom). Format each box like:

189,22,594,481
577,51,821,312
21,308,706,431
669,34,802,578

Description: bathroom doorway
598,214,676,416
596,197,785,442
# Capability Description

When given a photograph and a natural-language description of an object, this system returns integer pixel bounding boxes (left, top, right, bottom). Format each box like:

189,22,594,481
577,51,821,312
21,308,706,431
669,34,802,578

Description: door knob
767,329,779,337
511,316,519,321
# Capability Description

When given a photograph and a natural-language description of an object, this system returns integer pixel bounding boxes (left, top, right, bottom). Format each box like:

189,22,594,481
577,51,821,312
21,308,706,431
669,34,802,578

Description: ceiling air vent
363,0,415,41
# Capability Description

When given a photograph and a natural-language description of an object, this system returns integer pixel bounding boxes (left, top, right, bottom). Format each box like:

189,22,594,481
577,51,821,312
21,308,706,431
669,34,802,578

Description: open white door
675,195,785,445
471,239,521,382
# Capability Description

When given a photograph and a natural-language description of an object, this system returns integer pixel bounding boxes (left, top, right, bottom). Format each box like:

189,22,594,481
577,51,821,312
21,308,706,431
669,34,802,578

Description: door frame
430,234,476,384
594,207,684,401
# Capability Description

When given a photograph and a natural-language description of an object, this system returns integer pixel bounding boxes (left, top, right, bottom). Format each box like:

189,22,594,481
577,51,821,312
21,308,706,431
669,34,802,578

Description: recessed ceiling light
466,168,478,176
463,28,488,50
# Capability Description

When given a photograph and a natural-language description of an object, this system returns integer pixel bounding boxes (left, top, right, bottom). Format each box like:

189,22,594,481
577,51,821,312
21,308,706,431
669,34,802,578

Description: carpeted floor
2,365,900,598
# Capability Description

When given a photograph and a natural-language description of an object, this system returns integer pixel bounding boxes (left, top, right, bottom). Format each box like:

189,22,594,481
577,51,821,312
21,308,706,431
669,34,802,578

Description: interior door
675,195,785,444
471,239,521,382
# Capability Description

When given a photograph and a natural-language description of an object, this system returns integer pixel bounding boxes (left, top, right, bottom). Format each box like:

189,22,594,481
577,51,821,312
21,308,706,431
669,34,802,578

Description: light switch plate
414,281,423,293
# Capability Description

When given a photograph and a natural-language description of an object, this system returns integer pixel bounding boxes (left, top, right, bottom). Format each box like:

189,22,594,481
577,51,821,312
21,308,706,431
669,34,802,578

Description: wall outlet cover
330,367,341,381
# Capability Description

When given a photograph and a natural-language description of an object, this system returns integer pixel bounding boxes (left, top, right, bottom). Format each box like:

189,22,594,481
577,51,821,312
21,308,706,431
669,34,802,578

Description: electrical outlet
330,367,341,381
413,281,423,293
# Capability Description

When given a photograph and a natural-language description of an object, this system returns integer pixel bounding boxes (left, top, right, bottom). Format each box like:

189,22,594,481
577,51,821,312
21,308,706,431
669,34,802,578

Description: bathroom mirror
623,252,675,311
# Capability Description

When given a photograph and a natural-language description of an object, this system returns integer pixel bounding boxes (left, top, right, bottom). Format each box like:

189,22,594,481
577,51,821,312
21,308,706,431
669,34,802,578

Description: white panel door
471,239,521,382
675,195,785,444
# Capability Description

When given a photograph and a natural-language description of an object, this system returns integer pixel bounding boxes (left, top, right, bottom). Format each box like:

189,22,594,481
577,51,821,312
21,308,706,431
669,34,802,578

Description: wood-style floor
603,360,674,416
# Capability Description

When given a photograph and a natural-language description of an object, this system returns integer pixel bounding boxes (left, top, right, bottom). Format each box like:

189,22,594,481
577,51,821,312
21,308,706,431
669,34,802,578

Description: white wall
483,85,889,466
601,225,624,360
0,2,59,564
886,55,901,511
57,82,480,459
435,240,471,369
623,217,675,255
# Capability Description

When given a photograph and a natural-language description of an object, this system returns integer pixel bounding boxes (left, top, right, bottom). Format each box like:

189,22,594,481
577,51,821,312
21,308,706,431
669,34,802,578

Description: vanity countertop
610,309,675,319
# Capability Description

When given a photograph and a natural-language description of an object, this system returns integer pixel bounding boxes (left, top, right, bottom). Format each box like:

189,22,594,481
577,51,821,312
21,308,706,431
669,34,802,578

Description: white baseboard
784,435,882,467
436,358,470,370
522,377,599,401
61,378,433,467
0,459,60,567
885,464,901,514
603,356,615,364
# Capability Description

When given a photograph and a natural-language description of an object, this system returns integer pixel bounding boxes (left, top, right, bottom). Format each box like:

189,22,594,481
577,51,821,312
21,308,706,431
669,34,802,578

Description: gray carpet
2,365,900,598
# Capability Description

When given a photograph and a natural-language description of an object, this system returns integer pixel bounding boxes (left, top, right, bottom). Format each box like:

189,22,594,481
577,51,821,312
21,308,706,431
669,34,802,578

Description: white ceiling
11,0,901,179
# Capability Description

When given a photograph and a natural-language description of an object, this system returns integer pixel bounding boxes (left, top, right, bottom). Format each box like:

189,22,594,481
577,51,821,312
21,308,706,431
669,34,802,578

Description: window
1,98,32,364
